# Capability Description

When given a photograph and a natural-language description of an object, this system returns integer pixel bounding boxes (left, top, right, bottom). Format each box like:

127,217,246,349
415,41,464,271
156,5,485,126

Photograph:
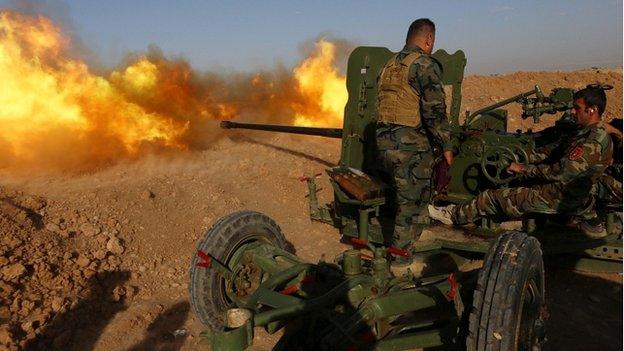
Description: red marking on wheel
196,250,212,268
387,246,410,257
446,272,458,300
350,238,368,247
280,274,315,295
280,285,299,295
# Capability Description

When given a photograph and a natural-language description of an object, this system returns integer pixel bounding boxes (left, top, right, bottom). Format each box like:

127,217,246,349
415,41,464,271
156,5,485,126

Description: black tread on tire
189,211,287,328
467,231,546,351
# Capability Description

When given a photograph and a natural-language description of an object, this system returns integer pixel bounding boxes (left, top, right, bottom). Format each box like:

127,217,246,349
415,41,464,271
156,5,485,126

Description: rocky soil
0,68,622,351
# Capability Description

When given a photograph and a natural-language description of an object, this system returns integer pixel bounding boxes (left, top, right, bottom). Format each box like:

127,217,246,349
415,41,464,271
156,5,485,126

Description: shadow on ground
127,301,190,351
25,270,131,351
234,136,337,168
543,264,622,351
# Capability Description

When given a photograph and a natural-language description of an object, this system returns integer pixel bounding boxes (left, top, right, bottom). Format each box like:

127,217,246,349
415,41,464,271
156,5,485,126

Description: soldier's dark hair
573,85,607,115
406,18,435,43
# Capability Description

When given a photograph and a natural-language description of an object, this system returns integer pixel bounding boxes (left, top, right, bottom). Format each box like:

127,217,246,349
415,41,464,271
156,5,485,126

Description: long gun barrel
220,121,343,139
467,86,541,125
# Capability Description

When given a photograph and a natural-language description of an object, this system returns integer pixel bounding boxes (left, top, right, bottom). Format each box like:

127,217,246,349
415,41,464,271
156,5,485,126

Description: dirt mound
461,68,623,131
0,68,622,350
0,188,133,350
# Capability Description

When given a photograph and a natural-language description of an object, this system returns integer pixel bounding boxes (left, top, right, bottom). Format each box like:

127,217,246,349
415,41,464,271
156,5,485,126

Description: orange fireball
0,10,348,172
292,39,348,128
0,11,191,170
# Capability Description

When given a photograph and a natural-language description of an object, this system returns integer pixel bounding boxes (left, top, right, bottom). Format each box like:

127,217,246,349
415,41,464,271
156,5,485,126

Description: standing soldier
429,85,614,238
376,18,454,255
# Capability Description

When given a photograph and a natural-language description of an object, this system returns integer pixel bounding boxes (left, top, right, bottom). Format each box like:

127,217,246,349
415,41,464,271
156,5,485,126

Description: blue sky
1,0,622,74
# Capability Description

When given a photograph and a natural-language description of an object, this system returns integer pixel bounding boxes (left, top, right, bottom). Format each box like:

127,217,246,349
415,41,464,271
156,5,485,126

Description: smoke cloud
0,9,353,172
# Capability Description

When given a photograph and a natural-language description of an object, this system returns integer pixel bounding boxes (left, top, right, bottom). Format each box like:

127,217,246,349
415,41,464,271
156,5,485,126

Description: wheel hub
231,263,262,299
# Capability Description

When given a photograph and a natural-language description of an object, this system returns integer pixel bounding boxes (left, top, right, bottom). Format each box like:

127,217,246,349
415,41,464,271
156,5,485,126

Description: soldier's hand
443,151,454,166
507,162,527,174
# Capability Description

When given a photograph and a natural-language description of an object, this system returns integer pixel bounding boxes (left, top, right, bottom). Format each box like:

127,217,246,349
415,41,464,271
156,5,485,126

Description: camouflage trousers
452,183,593,225
596,174,623,210
375,124,435,248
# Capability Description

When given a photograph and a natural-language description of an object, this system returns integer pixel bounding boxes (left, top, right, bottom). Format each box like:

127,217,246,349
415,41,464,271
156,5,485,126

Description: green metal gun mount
190,211,545,351
218,46,622,273
194,46,622,350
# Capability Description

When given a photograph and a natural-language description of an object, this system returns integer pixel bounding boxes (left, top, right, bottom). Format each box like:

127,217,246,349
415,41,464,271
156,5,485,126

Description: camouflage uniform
375,45,452,248
596,173,623,210
596,124,623,210
453,122,613,224
530,119,622,212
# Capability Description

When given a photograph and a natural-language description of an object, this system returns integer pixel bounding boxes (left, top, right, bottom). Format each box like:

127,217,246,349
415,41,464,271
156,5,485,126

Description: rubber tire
467,231,546,351
189,211,288,328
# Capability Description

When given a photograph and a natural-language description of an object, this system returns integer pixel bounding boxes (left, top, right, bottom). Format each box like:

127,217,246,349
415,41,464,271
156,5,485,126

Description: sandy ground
0,69,622,351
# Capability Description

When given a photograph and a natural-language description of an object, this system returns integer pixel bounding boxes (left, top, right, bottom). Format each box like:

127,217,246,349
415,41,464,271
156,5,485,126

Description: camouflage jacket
394,45,452,152
528,118,581,163
525,122,613,191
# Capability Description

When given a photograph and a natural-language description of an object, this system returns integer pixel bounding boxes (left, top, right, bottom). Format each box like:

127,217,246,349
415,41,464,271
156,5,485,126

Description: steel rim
517,273,545,350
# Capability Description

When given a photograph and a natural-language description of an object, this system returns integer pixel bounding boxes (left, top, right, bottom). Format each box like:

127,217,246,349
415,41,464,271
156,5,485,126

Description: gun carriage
190,47,622,350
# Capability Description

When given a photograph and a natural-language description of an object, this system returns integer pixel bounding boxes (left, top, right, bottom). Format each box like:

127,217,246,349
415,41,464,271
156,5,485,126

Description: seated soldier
428,86,614,238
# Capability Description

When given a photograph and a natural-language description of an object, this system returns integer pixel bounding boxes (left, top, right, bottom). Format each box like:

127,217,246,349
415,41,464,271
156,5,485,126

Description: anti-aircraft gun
189,47,622,351
216,48,621,252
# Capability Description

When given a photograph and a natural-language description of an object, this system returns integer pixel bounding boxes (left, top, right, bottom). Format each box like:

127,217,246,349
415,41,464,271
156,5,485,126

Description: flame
0,11,192,169
111,58,159,93
292,39,348,128
0,10,348,172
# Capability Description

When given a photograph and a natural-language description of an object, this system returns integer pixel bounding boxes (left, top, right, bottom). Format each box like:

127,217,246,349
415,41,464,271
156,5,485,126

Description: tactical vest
377,52,422,127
